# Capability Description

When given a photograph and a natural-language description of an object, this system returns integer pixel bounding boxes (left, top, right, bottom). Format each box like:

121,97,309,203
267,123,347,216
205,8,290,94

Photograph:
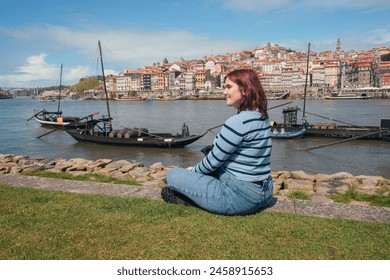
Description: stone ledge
1,153,389,202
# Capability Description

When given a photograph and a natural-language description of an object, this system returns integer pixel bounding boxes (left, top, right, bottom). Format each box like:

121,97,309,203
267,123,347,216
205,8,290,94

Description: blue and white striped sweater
193,110,272,181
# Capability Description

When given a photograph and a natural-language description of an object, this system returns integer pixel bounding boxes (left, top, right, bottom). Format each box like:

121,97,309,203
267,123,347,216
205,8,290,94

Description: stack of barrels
108,128,149,138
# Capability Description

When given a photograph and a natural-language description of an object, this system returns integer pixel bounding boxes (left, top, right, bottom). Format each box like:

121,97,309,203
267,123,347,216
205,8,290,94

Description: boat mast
302,42,310,123
57,63,63,113
98,40,112,131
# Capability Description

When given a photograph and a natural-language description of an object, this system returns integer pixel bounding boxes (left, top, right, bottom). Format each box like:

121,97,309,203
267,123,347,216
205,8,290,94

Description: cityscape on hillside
100,38,390,100
2,38,390,100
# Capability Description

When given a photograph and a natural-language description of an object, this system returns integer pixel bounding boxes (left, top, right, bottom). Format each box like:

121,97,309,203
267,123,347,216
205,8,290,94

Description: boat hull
275,125,389,140
324,93,372,100
64,128,205,148
33,109,91,129
306,126,380,139
34,115,86,129
113,97,146,101
271,129,305,139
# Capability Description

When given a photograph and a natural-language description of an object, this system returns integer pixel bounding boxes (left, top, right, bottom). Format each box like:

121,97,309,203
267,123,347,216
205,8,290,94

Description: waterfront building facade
87,40,390,98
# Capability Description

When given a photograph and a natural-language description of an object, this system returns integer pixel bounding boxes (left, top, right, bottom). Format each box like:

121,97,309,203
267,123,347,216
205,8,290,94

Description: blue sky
1,0,389,88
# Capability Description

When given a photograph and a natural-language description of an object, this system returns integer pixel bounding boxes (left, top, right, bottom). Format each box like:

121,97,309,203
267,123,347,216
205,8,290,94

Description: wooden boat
64,41,205,148
272,43,389,141
38,95,57,102
33,64,85,128
274,107,390,140
33,109,86,128
146,96,161,101
271,128,305,139
324,92,372,100
65,121,205,148
113,96,146,101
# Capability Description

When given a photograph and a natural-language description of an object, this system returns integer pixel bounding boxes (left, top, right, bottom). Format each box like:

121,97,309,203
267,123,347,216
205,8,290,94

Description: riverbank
1,153,389,223
1,153,389,200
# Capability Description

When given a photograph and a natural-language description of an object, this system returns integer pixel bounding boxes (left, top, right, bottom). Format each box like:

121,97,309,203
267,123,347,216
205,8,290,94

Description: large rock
19,163,45,173
86,159,113,172
355,176,382,195
150,162,164,171
119,162,144,173
330,172,354,180
290,170,314,181
127,170,147,179
0,162,16,173
315,173,334,182
49,158,74,172
105,160,132,169
273,171,290,180
150,170,168,180
0,154,16,163
14,155,29,163
284,179,314,192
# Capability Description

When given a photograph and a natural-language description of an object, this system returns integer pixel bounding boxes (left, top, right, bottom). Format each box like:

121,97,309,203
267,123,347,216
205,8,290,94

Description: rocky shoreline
1,153,389,205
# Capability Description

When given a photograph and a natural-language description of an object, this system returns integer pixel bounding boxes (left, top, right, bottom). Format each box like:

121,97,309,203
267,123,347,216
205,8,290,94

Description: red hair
225,68,268,118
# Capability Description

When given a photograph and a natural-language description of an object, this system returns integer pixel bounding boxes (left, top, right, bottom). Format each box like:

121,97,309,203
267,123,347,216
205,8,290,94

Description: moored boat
271,128,305,139
113,96,146,101
33,109,89,129
64,41,205,148
65,120,205,148
324,92,372,100
146,96,161,101
273,43,388,140
274,107,390,140
32,64,84,128
39,95,57,102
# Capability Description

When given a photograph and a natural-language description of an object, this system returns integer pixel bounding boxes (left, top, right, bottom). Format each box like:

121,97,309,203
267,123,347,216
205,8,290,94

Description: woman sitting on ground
161,68,274,216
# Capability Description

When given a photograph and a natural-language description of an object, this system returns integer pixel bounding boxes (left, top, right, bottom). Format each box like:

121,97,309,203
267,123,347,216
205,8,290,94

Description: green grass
329,188,390,207
22,170,140,186
287,191,311,200
1,184,389,260
22,171,390,207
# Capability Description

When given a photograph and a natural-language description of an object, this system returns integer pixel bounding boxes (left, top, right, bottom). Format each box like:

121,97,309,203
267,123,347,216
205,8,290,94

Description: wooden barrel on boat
124,129,138,138
108,130,119,138
116,128,129,138
123,128,149,138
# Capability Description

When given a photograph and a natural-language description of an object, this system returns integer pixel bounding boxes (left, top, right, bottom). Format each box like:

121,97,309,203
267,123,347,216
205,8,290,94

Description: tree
71,76,100,92
381,53,390,61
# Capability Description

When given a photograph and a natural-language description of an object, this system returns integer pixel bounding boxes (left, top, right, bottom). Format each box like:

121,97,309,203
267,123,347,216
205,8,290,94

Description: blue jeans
166,168,274,216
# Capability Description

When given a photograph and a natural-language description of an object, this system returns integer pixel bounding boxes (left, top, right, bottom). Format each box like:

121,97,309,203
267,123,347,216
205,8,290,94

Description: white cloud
39,25,250,65
66,65,95,83
0,53,92,87
220,0,390,13
0,54,57,87
17,54,57,76
0,25,252,87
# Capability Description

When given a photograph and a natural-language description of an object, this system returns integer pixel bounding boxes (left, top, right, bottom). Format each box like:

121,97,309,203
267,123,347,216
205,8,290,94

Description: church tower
336,37,341,55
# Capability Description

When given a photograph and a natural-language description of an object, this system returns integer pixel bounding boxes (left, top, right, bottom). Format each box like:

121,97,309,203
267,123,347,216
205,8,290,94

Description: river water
1,97,389,177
